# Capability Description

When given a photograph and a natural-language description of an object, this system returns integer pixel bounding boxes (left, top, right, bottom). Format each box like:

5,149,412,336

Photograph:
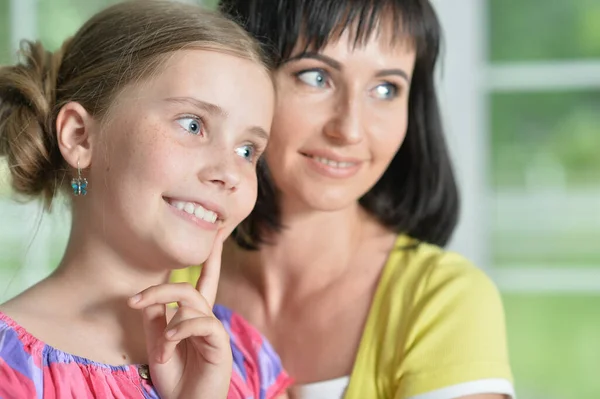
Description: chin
161,241,212,269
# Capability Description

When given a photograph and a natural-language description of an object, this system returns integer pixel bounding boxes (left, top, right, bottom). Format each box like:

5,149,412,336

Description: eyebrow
164,96,228,117
375,69,411,82
248,126,270,143
284,52,343,70
283,51,411,83
164,96,269,142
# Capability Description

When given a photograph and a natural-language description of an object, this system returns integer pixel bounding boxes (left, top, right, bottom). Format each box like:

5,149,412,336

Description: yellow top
343,235,514,398
171,235,514,399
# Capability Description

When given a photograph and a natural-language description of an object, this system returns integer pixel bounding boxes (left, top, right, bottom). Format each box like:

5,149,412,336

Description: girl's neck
5,213,176,324
0,226,171,366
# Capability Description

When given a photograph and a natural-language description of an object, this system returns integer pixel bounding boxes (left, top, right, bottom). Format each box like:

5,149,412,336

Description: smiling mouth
164,198,219,224
301,153,359,169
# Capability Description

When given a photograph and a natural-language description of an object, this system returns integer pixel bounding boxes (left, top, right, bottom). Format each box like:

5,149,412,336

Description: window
433,0,599,397
488,3,600,396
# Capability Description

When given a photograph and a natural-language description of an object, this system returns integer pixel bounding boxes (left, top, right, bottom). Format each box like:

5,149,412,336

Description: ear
56,102,96,170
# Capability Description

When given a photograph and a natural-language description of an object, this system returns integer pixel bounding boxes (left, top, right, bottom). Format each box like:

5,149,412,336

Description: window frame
432,0,600,292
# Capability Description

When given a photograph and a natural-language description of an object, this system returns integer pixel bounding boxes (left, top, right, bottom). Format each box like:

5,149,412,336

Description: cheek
270,94,318,149
371,109,409,164
269,110,296,150
232,170,258,221
97,130,173,196
380,130,407,164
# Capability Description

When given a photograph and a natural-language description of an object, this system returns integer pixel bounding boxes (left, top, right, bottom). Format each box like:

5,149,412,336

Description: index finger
196,229,226,307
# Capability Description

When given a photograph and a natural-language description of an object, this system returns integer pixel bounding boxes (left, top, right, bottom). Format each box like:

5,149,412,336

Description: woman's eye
235,144,255,162
296,69,329,88
371,83,399,100
176,117,203,135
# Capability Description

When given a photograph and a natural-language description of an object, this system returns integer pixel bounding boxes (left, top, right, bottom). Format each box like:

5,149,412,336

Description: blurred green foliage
489,0,600,61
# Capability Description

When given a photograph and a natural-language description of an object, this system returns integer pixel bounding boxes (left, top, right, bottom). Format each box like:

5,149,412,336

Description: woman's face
266,27,416,213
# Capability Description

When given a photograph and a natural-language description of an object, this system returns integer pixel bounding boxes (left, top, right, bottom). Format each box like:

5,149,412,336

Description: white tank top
296,376,350,399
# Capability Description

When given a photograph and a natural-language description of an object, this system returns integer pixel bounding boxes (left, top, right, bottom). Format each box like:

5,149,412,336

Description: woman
174,0,514,398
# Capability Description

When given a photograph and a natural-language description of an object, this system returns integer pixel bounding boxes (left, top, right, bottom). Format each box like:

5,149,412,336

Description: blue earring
71,161,88,196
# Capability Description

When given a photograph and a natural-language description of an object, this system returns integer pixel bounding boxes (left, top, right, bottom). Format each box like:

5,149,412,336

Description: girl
175,0,514,398
0,1,290,398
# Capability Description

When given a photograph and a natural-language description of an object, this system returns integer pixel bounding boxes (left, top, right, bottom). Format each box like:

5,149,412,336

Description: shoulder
213,304,292,399
379,236,506,339
419,244,499,303
404,241,507,343
0,312,43,398
370,237,514,399
383,236,501,310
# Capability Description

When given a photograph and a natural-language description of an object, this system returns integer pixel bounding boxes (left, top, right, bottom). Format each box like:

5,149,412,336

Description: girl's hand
129,231,231,399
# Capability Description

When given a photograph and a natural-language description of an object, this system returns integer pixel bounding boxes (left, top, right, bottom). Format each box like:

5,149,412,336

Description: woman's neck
271,204,366,270
228,202,387,313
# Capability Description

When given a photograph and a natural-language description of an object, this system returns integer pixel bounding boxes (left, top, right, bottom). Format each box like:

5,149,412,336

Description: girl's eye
235,144,256,162
296,69,329,88
176,117,203,135
371,83,399,100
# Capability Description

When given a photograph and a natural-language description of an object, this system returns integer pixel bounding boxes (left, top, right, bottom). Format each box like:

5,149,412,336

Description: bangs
275,0,437,62
220,0,456,248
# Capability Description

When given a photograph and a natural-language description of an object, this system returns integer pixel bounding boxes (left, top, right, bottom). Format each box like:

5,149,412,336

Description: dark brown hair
0,0,270,209
222,0,460,248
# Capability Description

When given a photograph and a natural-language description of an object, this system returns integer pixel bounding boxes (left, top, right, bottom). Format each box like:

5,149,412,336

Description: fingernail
129,294,142,304
165,329,177,339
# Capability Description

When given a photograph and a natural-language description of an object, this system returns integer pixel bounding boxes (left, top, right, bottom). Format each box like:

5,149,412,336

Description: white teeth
170,199,218,224
200,208,217,223
201,208,217,223
184,202,195,214
314,156,354,168
193,206,205,219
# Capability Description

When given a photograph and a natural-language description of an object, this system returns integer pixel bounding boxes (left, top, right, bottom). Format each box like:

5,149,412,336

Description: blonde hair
0,0,270,208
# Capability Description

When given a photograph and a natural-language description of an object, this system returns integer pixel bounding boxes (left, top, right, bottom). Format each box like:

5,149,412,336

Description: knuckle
146,283,162,293
142,304,161,317
199,299,211,312
175,282,195,291
177,306,198,319
210,317,227,336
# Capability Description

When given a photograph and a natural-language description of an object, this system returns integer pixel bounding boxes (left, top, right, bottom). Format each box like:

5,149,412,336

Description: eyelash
294,68,401,100
371,82,401,100
176,114,205,137
236,143,264,164
176,114,263,164
294,68,330,88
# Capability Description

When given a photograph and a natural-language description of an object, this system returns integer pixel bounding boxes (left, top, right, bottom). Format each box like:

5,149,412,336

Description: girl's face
266,26,416,213
82,50,274,268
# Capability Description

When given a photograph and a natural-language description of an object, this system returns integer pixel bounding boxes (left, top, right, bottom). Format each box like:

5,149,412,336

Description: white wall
430,0,490,269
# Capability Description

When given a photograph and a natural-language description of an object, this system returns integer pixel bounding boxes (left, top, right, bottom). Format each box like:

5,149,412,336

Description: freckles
146,122,164,143
134,123,165,157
